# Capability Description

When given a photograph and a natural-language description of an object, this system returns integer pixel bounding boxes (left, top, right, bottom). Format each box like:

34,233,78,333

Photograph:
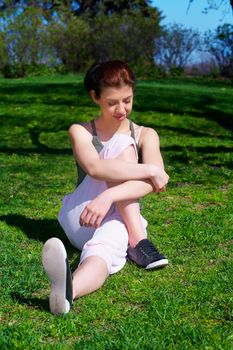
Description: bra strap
91,120,97,136
129,120,136,140
129,120,141,153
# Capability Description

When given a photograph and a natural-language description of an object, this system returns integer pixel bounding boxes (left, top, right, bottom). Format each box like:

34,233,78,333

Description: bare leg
72,256,109,299
108,145,146,248
42,238,109,313
106,145,168,270
115,199,145,247
72,145,144,299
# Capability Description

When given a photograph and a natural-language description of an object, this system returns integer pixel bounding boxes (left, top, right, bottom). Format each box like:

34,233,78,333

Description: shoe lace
139,241,160,259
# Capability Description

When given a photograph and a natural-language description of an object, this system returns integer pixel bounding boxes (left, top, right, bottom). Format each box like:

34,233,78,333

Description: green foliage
88,12,160,66
2,7,48,78
169,66,184,77
0,1,232,79
204,24,233,77
206,66,221,79
0,0,161,17
0,30,8,68
1,63,68,79
0,75,232,349
76,0,159,17
47,13,92,72
132,62,167,79
0,1,162,77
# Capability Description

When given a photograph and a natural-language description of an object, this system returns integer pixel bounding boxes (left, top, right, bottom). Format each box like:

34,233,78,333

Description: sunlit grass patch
0,75,232,349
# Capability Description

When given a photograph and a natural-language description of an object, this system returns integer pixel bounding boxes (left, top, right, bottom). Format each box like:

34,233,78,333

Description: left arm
106,127,168,199
140,127,165,170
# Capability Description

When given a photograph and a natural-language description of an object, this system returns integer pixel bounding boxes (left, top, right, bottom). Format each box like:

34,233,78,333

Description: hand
79,190,113,228
150,165,169,193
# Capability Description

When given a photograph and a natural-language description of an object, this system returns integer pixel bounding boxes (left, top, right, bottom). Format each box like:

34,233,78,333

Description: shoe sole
42,238,72,315
146,259,169,270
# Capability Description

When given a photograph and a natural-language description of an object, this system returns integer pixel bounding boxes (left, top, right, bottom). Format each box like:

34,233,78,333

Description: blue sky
151,0,233,32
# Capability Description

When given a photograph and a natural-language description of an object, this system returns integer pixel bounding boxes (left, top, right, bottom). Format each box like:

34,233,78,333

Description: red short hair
84,60,136,98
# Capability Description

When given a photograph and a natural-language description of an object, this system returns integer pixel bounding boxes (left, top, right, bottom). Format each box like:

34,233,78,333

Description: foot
42,238,73,315
127,239,168,270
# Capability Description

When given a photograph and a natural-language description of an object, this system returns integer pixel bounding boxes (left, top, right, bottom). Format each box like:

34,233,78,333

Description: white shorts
58,134,147,274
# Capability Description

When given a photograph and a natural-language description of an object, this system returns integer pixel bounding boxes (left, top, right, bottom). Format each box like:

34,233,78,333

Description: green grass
0,75,232,350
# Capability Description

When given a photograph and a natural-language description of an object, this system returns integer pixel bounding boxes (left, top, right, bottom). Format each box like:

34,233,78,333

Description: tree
187,0,233,14
76,0,157,17
0,0,163,76
0,0,159,17
48,13,91,71
154,24,200,74
4,7,47,76
204,23,233,76
0,30,8,69
88,12,160,67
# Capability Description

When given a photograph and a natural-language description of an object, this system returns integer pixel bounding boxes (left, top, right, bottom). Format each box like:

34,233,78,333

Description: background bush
0,1,232,78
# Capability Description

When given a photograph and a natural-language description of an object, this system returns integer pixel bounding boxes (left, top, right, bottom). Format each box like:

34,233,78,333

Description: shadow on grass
0,213,80,262
164,144,233,154
0,124,73,155
193,100,233,132
163,144,233,169
0,81,89,107
0,142,232,169
1,79,233,131
134,86,233,131
1,213,81,312
141,123,233,141
0,214,64,242
11,292,49,312
0,146,72,156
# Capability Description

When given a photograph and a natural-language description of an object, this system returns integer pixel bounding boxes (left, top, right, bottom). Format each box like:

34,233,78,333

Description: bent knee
116,144,137,163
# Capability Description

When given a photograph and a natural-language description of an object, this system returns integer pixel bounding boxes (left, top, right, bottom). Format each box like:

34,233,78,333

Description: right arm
69,124,162,183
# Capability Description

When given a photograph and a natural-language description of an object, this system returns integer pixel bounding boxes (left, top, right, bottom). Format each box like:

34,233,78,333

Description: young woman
42,60,169,315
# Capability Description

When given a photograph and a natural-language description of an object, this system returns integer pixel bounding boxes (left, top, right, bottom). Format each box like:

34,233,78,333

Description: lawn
0,75,232,350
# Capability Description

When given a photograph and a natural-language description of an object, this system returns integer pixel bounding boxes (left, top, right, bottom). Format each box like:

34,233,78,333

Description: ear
90,90,100,104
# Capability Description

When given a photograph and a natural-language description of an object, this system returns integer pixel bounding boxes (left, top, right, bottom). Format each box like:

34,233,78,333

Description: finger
80,208,88,224
80,215,90,226
81,211,94,227
80,218,86,227
95,215,104,228
80,205,93,223
89,214,98,227
81,220,90,227
80,217,86,226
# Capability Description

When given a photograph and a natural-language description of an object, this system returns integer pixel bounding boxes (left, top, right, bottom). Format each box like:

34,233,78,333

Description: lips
114,114,126,120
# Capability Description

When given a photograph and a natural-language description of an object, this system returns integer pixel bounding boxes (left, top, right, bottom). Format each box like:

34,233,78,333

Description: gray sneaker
127,239,169,270
42,238,73,315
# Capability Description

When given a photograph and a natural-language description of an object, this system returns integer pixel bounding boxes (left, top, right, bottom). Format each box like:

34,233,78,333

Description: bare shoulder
140,127,160,145
69,122,92,136
68,122,92,144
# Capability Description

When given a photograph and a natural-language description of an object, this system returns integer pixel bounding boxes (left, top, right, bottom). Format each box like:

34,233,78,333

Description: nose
116,102,125,114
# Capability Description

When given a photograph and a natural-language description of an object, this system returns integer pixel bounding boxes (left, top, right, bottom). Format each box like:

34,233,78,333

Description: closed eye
108,102,117,106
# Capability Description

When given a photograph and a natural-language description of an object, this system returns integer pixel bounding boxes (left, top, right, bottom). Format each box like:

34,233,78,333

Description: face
91,85,133,122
